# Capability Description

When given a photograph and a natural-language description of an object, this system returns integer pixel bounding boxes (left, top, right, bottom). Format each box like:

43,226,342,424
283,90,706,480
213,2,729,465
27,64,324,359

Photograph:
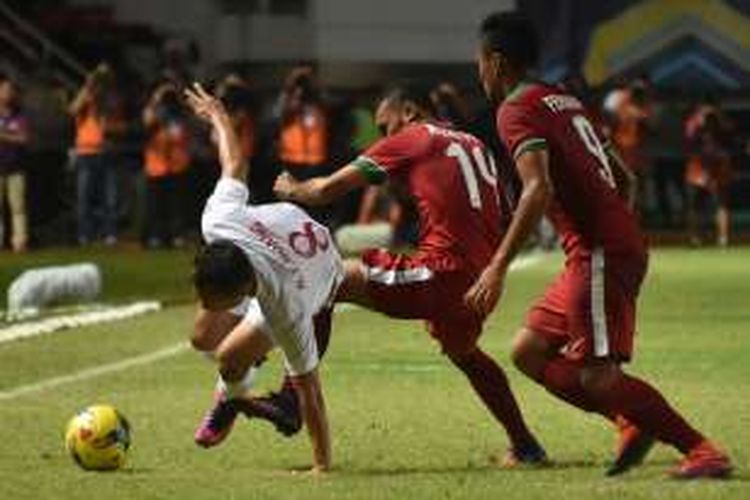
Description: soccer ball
65,404,131,471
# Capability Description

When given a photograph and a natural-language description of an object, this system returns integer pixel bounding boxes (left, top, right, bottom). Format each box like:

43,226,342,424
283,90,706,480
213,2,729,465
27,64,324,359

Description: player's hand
464,263,506,319
273,172,297,200
184,82,226,123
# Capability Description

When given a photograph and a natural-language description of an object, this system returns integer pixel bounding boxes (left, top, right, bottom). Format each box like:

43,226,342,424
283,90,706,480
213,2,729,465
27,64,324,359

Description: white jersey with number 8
201,177,343,375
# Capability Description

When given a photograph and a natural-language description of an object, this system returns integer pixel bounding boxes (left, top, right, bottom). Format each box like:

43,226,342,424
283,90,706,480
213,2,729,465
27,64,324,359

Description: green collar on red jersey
505,80,532,103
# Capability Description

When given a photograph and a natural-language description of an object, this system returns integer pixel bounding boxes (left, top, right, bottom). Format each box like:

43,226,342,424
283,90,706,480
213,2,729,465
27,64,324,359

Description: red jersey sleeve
352,124,431,184
498,100,549,161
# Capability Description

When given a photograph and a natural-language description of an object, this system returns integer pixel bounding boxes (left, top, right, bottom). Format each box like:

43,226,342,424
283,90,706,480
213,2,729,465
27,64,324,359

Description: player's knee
580,362,622,396
511,328,546,380
336,259,369,304
215,346,245,380
190,329,215,352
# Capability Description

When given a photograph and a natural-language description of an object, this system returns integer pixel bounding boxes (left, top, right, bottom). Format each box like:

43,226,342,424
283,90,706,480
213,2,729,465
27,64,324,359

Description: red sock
595,374,705,454
452,349,538,450
541,356,609,416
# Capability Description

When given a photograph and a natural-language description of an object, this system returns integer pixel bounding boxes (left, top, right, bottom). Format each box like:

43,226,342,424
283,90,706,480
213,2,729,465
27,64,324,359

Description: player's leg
334,258,376,308
193,304,266,447
239,307,333,437
195,318,274,448
429,271,546,466
715,190,730,247
213,320,274,396
191,308,241,353
514,268,611,415
577,251,729,478
516,263,657,475
512,326,602,414
579,361,730,478
446,344,546,466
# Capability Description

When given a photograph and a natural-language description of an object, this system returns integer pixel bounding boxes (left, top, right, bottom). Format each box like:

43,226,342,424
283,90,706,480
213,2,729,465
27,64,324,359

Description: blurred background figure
684,101,735,247
606,78,654,210
276,66,331,225
0,73,30,252
142,80,191,248
431,82,472,130
68,63,125,246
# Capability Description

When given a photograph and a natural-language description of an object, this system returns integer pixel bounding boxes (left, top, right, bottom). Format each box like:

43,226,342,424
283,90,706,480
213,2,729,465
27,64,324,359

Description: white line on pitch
0,342,189,401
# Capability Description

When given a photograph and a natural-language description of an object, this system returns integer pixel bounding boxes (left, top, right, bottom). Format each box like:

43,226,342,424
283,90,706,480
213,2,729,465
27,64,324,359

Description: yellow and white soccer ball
65,404,131,471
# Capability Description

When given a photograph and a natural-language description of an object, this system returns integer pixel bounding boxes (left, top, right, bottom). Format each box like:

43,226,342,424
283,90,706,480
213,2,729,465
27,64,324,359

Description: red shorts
361,249,482,355
526,249,647,362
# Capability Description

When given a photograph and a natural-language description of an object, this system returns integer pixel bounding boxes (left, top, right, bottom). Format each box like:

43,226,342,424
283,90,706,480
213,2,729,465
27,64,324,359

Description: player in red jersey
467,12,731,479
273,84,547,465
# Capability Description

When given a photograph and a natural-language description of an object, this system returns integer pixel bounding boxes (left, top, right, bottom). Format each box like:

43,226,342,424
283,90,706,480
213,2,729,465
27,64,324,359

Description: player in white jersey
184,83,342,474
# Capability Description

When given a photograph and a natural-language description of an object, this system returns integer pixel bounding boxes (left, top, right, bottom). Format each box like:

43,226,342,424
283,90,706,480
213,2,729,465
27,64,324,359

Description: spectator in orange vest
275,67,331,225
278,67,328,169
69,63,126,246
0,73,29,252
684,103,734,247
604,79,653,212
610,80,652,171
142,80,191,248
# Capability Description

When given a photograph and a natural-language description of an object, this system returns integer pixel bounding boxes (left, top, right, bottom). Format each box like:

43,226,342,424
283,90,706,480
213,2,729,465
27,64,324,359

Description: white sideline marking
0,301,162,345
0,342,189,401
0,252,549,401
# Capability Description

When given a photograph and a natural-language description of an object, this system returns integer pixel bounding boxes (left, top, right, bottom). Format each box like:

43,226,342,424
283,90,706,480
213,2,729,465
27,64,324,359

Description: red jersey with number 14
353,122,503,274
497,82,645,259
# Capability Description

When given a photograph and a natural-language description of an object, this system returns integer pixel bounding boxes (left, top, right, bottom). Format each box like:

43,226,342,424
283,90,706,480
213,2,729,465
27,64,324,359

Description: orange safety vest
75,104,105,155
279,105,327,166
144,122,191,178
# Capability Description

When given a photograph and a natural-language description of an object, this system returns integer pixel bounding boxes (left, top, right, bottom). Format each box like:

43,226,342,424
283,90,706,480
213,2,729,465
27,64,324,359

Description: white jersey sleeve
201,177,250,242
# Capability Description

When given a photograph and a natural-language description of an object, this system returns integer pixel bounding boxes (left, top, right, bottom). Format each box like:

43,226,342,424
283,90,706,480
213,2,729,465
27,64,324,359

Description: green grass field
0,247,748,499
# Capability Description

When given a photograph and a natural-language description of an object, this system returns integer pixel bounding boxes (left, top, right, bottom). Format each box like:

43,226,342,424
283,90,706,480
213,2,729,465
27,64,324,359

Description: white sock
216,366,258,399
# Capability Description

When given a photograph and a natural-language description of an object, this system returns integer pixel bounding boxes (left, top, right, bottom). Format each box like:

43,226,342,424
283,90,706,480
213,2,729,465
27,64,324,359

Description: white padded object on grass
7,263,102,319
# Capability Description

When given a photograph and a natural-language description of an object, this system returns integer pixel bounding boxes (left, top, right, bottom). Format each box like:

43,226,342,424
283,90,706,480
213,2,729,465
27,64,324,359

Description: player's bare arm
184,82,248,181
291,368,332,473
67,77,93,116
274,164,369,206
606,146,637,209
68,64,107,116
465,148,552,318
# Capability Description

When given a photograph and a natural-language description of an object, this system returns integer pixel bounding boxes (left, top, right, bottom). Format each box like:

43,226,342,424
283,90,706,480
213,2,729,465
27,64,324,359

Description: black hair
193,240,254,296
220,83,255,114
382,82,435,115
479,12,539,70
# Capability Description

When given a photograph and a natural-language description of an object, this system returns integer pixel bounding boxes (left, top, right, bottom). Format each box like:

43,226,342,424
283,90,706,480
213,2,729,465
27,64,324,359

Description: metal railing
0,0,87,86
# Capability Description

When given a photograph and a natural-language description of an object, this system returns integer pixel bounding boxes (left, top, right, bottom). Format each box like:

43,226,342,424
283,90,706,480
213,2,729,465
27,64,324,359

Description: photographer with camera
69,63,126,246
142,80,192,248
276,66,332,226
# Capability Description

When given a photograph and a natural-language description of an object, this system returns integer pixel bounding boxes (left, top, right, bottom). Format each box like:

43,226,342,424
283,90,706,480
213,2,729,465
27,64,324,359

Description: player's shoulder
421,121,485,148
502,81,551,108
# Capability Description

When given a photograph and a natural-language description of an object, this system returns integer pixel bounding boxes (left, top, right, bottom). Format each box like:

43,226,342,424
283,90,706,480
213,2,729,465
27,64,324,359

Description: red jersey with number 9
353,122,503,274
497,82,645,259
